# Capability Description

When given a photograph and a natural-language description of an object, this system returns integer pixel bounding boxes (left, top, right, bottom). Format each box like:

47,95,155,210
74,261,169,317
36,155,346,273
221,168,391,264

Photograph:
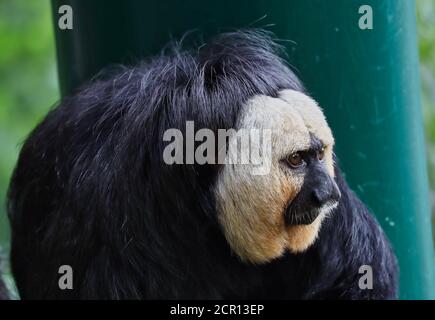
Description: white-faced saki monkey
7,30,398,299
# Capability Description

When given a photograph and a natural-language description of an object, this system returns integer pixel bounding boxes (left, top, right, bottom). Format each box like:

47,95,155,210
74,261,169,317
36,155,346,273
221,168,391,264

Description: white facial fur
214,89,335,263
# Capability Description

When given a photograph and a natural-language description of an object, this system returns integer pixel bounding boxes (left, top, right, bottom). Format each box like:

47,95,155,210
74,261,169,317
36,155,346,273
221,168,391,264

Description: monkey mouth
285,201,338,226
285,209,320,225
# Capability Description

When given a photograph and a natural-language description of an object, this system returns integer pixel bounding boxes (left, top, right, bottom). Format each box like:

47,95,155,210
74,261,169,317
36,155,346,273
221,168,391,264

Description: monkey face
215,89,340,263
284,133,341,226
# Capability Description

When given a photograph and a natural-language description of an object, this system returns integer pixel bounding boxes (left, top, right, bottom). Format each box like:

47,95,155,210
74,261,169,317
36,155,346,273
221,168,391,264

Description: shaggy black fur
7,30,398,299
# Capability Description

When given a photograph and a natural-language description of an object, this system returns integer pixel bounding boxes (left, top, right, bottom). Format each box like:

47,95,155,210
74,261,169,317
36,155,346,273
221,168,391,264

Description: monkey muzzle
284,165,341,225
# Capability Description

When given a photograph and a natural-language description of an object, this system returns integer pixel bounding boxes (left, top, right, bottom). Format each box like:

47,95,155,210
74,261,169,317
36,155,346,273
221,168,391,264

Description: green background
1,0,435,298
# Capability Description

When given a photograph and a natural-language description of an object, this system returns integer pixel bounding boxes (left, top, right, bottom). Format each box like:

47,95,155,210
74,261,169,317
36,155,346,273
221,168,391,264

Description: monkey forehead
278,89,334,146
236,91,334,154
237,94,311,154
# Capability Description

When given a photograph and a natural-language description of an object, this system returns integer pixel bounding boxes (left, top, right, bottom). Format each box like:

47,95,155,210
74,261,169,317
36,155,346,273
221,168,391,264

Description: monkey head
215,89,341,263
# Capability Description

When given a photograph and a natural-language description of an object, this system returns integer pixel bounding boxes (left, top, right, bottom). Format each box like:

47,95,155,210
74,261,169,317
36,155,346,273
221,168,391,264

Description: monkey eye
318,146,325,161
287,152,305,168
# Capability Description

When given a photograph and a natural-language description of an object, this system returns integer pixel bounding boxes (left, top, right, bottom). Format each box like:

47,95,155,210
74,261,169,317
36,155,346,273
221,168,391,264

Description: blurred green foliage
417,0,435,243
0,0,434,266
0,0,59,247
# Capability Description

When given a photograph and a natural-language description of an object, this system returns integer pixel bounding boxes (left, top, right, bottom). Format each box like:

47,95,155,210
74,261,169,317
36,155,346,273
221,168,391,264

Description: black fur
0,259,9,300
7,30,398,299
0,279,7,300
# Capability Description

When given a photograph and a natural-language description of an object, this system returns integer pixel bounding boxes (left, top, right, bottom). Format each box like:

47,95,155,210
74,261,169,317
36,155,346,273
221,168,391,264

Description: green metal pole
51,0,435,299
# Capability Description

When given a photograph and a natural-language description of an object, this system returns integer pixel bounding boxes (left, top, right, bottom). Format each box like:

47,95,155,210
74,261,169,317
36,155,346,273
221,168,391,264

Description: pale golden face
214,89,337,263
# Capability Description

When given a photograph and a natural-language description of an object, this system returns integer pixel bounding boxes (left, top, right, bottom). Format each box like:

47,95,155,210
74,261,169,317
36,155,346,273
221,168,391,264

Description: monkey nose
311,181,341,206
